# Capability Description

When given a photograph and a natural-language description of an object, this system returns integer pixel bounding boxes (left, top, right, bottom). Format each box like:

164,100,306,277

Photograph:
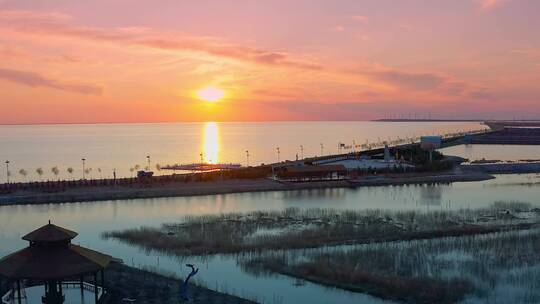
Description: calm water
0,121,485,182
440,144,540,162
1,173,539,303
1,122,538,303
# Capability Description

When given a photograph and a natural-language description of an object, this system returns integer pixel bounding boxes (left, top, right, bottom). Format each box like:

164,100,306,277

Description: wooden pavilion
0,222,112,304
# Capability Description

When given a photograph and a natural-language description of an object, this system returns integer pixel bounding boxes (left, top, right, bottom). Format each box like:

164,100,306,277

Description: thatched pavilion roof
0,223,112,280
22,222,78,242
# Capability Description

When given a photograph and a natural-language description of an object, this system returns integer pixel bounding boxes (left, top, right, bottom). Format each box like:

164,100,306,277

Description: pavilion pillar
16,280,21,304
94,272,98,304
100,269,105,293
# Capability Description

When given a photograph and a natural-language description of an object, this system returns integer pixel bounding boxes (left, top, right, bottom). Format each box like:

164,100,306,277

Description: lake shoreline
0,170,495,206
105,262,257,304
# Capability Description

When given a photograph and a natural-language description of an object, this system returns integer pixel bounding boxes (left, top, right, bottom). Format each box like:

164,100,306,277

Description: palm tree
134,164,141,171
67,167,74,179
129,167,135,177
97,168,102,179
19,169,27,181
155,163,161,171
36,167,43,180
51,166,60,179
84,168,92,179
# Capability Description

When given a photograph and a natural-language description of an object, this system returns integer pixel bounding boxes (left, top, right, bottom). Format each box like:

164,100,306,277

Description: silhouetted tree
36,167,43,180
19,169,27,181
67,167,74,179
51,166,60,178
84,167,92,178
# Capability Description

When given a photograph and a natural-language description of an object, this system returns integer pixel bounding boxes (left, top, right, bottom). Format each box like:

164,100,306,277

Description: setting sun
196,87,225,103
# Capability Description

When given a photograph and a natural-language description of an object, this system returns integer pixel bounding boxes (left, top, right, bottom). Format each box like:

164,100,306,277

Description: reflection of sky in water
0,174,538,303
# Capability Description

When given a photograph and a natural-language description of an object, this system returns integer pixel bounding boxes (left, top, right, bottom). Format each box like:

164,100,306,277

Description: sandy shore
0,170,496,206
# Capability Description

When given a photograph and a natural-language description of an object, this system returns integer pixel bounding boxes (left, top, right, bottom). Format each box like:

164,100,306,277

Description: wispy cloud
511,48,540,59
0,9,500,105
0,10,321,71
367,70,445,90
0,45,28,59
0,10,72,22
351,15,369,23
477,0,510,10
329,25,345,32
0,68,102,95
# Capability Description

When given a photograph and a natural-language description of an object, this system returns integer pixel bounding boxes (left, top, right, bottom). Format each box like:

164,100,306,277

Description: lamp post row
3,141,359,183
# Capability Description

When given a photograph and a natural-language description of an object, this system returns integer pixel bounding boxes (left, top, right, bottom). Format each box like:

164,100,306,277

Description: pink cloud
478,0,510,10
329,25,345,32
367,70,445,90
0,10,72,22
0,45,28,59
0,68,102,95
0,10,322,71
351,15,369,23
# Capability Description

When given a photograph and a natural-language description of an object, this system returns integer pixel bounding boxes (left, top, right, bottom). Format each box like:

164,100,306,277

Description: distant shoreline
372,119,485,122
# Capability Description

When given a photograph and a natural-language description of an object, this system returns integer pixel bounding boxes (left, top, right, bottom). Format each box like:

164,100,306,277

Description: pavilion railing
2,281,103,304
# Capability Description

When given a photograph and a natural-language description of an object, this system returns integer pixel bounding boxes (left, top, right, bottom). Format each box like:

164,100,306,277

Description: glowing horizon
0,0,539,124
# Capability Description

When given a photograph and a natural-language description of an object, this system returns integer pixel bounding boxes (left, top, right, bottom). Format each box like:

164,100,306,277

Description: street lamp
81,158,86,180
5,160,9,184
276,147,280,162
245,150,250,167
146,155,151,171
320,143,324,156
299,145,304,159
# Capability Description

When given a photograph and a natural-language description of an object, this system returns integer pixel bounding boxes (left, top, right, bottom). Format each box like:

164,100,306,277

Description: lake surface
0,121,485,182
1,121,538,303
440,144,540,162
1,173,539,303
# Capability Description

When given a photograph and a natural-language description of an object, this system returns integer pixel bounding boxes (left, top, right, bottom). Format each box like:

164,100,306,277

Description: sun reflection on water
203,122,219,164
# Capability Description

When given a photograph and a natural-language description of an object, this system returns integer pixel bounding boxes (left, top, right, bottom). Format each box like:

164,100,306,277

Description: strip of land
0,170,494,206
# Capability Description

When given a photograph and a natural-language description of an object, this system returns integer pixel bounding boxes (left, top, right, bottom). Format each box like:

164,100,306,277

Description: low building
314,153,414,171
275,165,348,181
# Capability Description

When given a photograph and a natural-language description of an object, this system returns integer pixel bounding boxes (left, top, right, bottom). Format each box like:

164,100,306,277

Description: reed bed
242,229,540,303
102,201,540,256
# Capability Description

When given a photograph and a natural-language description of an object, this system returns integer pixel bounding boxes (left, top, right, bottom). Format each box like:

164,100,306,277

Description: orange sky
0,0,539,124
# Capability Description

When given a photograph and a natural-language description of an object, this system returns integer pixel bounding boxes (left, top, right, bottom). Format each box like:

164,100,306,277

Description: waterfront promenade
0,169,495,206
2,121,539,206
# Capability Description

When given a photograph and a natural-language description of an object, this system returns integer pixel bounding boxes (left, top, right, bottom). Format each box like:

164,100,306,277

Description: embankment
0,171,495,206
